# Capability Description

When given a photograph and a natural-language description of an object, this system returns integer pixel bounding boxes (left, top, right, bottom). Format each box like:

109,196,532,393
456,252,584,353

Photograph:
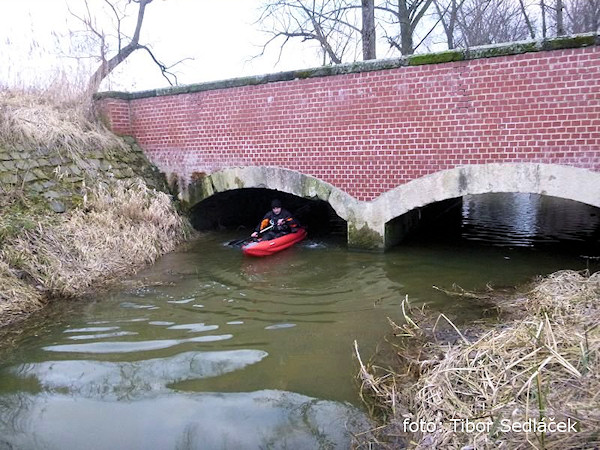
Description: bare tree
378,0,436,55
69,0,186,95
540,0,548,37
536,0,591,38
517,0,537,38
454,0,532,47
564,0,600,33
434,0,460,48
258,0,362,64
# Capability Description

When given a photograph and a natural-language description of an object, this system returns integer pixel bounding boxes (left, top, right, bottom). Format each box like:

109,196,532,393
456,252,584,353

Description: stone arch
373,163,600,223
184,166,360,223
181,163,600,250
371,163,600,248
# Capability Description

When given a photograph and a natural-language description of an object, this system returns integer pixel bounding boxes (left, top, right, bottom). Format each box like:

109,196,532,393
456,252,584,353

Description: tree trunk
519,0,536,38
540,0,547,38
362,0,376,60
398,0,414,55
85,0,151,95
556,0,565,35
434,0,457,49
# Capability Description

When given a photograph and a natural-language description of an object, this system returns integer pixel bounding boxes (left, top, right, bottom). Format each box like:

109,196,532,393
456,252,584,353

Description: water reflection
0,390,367,450
462,193,600,248
11,350,267,399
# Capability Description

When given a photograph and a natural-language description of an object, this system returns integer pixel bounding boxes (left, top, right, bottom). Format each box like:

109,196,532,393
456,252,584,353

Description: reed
2,179,192,299
355,271,600,449
0,84,195,327
0,260,46,327
0,89,127,160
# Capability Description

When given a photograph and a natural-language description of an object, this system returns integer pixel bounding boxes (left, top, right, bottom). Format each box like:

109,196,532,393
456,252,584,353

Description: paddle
228,224,273,246
228,203,311,246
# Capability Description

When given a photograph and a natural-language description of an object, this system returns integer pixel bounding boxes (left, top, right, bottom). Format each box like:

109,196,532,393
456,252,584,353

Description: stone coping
95,33,600,101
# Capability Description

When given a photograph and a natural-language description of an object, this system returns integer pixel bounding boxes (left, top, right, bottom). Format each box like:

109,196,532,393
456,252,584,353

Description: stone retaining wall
0,137,167,212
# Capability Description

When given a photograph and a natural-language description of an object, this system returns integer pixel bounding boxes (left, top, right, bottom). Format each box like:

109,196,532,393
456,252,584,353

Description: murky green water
1,195,598,449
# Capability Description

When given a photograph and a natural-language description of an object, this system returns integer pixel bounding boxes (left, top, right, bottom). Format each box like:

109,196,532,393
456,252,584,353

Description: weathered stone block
121,167,135,177
67,165,82,176
100,160,113,170
16,160,33,170
28,182,46,193
86,159,101,169
2,161,16,171
32,169,49,180
49,199,66,213
49,157,66,166
22,172,38,183
43,190,63,199
0,173,18,184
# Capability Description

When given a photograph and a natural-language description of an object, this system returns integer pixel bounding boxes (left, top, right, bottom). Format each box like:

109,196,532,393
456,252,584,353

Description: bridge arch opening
183,166,357,241
379,164,600,252
189,188,347,239
385,193,600,254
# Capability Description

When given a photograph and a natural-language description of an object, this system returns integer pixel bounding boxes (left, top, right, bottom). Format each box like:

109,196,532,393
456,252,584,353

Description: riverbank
356,270,600,449
0,90,192,328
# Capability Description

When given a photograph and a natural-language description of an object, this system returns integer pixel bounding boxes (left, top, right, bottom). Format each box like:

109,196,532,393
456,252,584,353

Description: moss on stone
185,174,212,211
543,34,597,50
408,50,465,66
234,176,245,188
294,69,316,80
469,41,539,59
0,196,54,246
301,177,331,201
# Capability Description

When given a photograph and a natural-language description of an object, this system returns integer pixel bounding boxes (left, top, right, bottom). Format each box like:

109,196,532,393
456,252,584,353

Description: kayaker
251,199,299,240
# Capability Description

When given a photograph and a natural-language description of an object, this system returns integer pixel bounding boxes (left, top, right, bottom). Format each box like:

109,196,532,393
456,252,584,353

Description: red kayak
242,229,307,257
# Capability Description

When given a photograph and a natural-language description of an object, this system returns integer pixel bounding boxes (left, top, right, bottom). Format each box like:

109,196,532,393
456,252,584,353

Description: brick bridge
97,35,600,249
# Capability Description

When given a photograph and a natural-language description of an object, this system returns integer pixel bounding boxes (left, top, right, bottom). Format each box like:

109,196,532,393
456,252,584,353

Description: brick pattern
100,98,131,136
98,47,600,202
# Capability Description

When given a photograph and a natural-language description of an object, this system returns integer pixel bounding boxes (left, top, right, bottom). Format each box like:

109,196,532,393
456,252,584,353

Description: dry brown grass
2,179,192,298
356,271,600,449
0,89,128,159
0,261,46,328
0,88,191,327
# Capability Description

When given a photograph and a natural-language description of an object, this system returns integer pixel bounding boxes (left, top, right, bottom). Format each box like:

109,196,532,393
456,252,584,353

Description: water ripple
43,335,234,353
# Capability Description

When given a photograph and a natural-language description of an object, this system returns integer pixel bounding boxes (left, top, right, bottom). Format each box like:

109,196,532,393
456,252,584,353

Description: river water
0,194,598,449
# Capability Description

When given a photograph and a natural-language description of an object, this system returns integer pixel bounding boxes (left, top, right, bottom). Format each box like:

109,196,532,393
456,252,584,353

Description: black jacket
255,208,299,233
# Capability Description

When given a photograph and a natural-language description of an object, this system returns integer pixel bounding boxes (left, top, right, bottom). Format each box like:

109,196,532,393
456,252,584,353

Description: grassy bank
356,271,600,449
0,90,192,327
0,180,191,326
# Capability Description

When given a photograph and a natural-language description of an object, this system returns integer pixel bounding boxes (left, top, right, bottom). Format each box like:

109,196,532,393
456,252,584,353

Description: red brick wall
99,98,131,135
99,47,600,202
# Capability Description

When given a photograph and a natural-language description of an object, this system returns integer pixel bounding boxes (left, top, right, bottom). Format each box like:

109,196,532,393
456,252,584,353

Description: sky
0,0,326,92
